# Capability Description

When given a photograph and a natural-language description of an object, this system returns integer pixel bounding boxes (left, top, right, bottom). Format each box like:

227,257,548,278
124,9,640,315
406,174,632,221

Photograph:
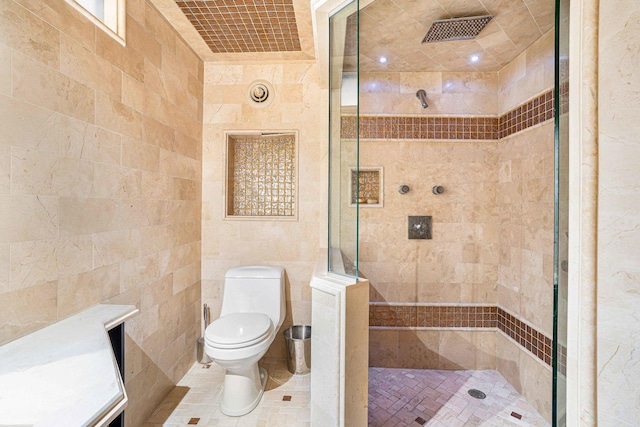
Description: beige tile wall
359,140,500,304
495,30,555,422
359,71,498,115
201,61,326,359
0,0,203,425
498,30,555,115
369,328,496,370
597,1,640,424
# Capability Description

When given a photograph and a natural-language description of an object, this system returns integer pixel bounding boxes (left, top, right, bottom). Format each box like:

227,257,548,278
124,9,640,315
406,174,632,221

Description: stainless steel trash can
283,325,311,375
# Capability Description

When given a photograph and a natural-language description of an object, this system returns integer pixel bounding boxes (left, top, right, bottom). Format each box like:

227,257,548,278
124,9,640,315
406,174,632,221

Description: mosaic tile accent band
227,134,296,217
176,0,301,53
342,89,554,140
369,305,498,328
369,304,553,366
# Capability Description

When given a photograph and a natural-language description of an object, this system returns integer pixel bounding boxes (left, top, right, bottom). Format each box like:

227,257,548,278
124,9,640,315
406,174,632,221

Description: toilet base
220,365,268,416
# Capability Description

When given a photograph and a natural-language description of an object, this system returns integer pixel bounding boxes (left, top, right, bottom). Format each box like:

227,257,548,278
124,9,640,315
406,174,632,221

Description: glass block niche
226,132,298,219
350,167,383,207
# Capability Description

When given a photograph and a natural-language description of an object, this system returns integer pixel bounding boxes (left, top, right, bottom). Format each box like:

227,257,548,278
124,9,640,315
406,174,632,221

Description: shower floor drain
468,389,487,399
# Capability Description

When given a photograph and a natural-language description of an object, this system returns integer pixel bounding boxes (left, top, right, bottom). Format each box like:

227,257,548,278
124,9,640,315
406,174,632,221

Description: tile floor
144,362,549,427
143,358,310,427
368,368,550,427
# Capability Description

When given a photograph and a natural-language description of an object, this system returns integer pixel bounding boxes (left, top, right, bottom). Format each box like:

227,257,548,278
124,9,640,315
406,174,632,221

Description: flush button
408,216,432,239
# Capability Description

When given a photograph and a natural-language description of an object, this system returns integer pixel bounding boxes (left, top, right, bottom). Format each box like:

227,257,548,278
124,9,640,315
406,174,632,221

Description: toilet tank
220,266,285,330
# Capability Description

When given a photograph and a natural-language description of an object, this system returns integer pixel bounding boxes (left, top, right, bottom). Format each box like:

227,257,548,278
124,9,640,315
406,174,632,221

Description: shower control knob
398,185,410,194
432,185,444,195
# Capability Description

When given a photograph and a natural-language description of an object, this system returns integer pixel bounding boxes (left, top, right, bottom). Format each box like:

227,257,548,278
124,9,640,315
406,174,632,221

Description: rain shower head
416,89,428,108
422,15,493,43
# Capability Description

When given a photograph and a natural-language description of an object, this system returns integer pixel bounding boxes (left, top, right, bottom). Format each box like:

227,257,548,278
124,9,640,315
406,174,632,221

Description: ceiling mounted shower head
422,15,494,43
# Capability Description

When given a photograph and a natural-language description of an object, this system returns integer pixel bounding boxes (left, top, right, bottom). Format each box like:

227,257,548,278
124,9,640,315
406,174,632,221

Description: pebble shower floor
144,362,549,426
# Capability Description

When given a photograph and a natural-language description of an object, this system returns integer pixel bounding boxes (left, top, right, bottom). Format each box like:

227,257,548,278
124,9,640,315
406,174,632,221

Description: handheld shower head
416,89,428,108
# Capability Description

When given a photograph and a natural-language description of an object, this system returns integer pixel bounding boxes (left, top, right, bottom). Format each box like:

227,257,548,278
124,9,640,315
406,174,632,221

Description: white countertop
0,304,138,427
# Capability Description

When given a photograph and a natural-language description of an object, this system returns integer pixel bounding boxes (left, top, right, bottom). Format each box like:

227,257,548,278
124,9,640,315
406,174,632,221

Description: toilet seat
205,312,273,349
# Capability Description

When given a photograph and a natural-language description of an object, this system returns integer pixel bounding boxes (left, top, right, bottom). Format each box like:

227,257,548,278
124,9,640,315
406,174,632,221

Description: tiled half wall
341,89,555,140
370,304,553,366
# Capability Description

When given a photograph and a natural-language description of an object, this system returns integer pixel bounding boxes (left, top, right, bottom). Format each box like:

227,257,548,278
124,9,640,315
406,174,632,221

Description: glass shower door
328,1,360,277
553,0,569,424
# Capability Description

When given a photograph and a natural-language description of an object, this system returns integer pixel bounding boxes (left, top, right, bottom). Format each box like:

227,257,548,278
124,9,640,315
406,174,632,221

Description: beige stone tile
0,144,9,194
127,17,162,68
0,43,10,96
8,235,93,293
95,92,143,138
12,52,94,122
11,148,94,197
143,115,175,151
93,229,142,268
141,171,174,200
159,149,200,181
59,116,121,165
127,0,145,25
59,197,116,236
397,330,440,369
0,280,57,344
120,253,160,293
60,34,122,101
0,244,8,291
92,162,143,198
174,132,200,160
96,28,144,81
520,350,552,421
0,0,59,67
144,5,176,54
122,137,160,172
0,195,58,243
369,329,399,367
14,0,96,52
439,330,479,369
140,225,174,255
159,242,200,278
0,95,62,152
141,274,173,311
122,73,145,112
58,264,120,318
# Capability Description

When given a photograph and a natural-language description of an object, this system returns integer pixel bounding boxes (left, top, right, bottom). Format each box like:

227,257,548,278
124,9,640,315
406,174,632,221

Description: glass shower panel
328,1,359,276
554,0,569,424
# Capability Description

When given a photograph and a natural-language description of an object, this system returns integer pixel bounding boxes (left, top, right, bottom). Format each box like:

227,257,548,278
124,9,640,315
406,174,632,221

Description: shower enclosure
327,0,569,425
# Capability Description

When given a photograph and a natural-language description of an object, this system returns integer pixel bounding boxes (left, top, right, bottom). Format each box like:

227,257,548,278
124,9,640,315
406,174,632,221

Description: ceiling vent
247,80,274,108
422,15,494,43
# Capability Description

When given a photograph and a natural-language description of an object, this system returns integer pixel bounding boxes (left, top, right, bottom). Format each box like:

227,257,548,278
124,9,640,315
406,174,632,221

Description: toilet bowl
204,266,285,416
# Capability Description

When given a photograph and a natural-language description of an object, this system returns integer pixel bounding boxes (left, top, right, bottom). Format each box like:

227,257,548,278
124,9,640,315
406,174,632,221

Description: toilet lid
205,313,273,349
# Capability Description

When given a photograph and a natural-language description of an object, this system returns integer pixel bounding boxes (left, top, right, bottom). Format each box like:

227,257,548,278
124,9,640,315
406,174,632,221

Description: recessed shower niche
349,167,383,207
225,132,298,219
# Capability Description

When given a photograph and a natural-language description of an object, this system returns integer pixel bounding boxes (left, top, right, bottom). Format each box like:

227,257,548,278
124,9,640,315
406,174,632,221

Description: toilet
204,265,285,416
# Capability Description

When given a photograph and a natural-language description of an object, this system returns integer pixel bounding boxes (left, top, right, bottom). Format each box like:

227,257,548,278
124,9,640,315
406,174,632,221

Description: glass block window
226,133,297,218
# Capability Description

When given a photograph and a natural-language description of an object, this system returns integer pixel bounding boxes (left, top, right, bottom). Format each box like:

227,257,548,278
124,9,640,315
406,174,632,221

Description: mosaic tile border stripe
369,304,553,366
342,89,555,140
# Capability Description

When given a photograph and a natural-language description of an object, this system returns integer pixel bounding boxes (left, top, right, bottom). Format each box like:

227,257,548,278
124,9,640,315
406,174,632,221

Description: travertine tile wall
597,1,640,424
359,71,498,116
496,30,555,420
359,140,500,304
0,0,203,425
201,61,325,358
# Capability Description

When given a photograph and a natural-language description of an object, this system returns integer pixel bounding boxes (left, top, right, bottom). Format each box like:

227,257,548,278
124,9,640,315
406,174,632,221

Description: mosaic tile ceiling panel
175,0,301,53
346,0,555,72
